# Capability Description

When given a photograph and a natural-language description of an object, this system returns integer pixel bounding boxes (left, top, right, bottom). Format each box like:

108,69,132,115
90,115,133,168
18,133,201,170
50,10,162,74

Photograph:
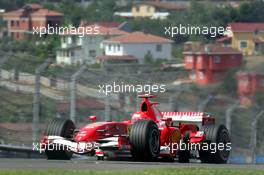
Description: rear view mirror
161,117,172,126
89,116,97,122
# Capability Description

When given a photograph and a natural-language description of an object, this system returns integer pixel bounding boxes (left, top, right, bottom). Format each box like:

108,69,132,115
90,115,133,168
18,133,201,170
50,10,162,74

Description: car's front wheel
44,118,75,160
129,120,160,161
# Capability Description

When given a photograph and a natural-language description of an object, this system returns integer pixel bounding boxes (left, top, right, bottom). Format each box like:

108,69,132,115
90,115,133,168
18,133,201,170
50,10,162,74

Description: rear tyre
199,125,231,164
129,120,160,161
45,118,75,160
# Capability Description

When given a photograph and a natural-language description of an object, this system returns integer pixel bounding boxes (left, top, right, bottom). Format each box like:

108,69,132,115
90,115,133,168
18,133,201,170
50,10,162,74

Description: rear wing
161,112,215,125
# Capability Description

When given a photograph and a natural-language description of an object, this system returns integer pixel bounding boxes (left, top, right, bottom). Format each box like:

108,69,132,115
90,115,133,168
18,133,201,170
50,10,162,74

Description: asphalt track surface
0,158,264,170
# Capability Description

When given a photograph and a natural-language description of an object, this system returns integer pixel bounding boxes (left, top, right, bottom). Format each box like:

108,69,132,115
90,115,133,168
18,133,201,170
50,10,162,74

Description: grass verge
0,168,263,175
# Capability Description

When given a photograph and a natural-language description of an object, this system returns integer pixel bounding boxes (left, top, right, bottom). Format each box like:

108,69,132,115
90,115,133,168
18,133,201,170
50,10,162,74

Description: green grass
0,168,263,175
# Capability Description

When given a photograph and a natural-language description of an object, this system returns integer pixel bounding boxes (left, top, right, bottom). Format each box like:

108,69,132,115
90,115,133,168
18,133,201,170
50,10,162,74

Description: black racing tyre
199,125,231,164
45,118,75,160
129,120,160,161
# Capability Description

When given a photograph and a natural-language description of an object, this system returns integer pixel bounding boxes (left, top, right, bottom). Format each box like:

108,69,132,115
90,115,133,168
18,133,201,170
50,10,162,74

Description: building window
78,37,82,45
254,29,259,35
197,56,203,63
68,37,72,44
147,50,151,55
117,44,120,51
62,37,66,43
147,6,151,12
89,37,95,44
199,71,205,80
135,6,140,12
190,70,196,80
239,79,249,86
89,50,96,57
240,41,248,49
156,44,162,52
213,56,221,63
11,21,14,27
71,51,75,57
72,37,76,44
185,56,193,62
108,44,112,51
255,42,260,52
16,21,19,27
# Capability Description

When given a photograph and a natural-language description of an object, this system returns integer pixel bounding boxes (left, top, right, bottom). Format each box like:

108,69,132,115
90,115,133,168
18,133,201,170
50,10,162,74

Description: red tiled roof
216,36,232,42
3,3,63,18
229,23,264,32
31,9,63,17
139,1,186,10
3,9,24,17
81,22,124,28
184,44,242,55
104,32,173,43
57,98,104,113
97,55,138,61
87,24,128,35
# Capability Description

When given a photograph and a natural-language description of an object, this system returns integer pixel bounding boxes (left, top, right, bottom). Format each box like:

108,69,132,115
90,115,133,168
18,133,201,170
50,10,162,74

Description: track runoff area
0,158,264,175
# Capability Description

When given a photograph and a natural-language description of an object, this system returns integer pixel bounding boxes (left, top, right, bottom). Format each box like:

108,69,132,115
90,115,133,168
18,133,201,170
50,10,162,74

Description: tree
221,68,239,96
81,0,116,22
238,0,264,23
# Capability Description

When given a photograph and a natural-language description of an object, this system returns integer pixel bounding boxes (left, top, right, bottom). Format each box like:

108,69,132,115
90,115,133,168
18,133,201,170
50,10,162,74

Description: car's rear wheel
199,125,231,164
129,120,160,161
45,118,75,160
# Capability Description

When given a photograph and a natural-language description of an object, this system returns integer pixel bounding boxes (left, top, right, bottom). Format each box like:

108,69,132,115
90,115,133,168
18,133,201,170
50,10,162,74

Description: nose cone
74,130,95,142
74,123,105,142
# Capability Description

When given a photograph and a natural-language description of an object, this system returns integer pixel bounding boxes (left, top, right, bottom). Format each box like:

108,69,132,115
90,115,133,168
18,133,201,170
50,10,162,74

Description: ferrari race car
41,94,231,163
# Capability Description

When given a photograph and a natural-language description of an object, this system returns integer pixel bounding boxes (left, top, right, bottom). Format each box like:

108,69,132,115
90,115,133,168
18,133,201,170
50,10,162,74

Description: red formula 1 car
41,94,231,163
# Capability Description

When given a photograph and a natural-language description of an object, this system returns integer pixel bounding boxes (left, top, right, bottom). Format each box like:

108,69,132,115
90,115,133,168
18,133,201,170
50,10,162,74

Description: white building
56,22,129,65
56,33,84,65
114,1,186,20
102,32,173,64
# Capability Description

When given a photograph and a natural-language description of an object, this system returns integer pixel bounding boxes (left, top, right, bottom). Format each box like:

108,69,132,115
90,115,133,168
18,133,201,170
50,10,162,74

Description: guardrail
0,144,43,158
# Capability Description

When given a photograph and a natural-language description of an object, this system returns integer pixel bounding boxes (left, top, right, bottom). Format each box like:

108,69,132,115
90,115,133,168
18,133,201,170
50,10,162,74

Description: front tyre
129,120,160,161
44,118,75,160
